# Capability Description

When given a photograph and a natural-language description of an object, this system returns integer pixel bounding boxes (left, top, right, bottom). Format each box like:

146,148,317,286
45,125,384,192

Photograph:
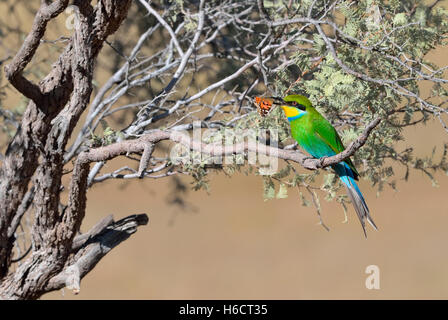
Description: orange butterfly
254,96,282,117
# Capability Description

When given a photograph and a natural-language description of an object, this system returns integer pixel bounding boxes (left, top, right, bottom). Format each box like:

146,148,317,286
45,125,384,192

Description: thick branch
0,0,133,281
0,0,70,279
0,0,133,296
78,117,381,172
4,0,69,103
45,214,148,294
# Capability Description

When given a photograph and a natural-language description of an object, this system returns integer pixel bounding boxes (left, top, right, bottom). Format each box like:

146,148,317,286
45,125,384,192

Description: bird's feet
318,156,328,167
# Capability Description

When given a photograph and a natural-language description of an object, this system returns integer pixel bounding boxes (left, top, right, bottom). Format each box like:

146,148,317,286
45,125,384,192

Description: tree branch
75,117,381,173
0,0,133,294
4,0,69,103
48,214,149,294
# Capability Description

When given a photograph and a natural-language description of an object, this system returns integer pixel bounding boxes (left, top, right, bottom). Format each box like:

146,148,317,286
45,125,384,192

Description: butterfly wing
254,97,274,117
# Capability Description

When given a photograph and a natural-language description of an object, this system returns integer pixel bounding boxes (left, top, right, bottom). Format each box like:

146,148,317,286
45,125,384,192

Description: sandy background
0,1,447,299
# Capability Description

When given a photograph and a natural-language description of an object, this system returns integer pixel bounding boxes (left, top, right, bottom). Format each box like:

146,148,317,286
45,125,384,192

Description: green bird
275,94,377,236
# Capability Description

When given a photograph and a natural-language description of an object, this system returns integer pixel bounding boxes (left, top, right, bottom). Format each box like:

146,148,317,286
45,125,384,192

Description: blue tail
333,162,377,237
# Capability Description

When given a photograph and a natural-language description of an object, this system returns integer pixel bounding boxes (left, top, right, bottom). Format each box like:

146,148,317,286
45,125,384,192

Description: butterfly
253,96,283,117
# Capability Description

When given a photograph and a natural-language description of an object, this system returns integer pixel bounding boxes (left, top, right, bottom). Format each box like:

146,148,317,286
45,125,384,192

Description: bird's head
280,94,312,121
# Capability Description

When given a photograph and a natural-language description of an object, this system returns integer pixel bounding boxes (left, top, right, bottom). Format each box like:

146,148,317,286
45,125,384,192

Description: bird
274,94,377,237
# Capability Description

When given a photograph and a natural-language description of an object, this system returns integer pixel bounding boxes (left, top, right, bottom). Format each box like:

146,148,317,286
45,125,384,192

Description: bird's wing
312,117,360,179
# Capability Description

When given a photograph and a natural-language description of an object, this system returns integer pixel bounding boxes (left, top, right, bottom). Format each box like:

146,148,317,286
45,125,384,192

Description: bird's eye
291,101,297,106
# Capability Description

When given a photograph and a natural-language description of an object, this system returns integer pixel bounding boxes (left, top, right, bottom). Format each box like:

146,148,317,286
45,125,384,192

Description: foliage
241,0,448,221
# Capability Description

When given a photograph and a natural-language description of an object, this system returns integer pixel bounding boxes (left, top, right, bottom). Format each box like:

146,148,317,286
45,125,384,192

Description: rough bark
0,0,133,299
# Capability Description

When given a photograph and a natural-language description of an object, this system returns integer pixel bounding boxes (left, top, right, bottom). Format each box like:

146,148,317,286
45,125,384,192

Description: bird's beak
266,97,284,105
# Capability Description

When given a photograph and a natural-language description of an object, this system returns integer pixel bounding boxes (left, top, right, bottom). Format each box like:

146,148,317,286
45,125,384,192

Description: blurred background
1,0,448,299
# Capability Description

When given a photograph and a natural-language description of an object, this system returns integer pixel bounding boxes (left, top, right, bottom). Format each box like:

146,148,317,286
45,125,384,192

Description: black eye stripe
288,103,306,111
